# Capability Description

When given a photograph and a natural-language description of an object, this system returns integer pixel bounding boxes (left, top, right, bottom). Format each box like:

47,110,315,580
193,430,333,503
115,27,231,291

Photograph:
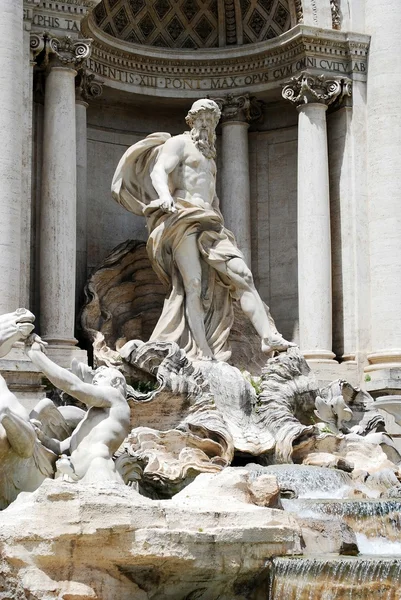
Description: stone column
40,36,91,354
282,74,347,363
0,0,24,313
364,0,401,393
218,94,262,266
75,69,103,313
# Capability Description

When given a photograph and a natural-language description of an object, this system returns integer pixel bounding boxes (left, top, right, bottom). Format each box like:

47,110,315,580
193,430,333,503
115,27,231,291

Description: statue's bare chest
184,149,216,178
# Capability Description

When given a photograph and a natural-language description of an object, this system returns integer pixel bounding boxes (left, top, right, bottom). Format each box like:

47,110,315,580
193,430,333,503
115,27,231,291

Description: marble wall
249,103,298,342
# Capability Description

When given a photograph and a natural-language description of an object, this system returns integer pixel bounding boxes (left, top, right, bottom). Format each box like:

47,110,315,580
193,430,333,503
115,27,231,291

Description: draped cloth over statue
111,133,247,361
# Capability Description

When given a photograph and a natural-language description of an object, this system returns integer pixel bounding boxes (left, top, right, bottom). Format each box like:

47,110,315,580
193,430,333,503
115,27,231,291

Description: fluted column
75,69,103,313
218,94,262,266
364,0,401,388
0,0,24,313
40,36,91,348
283,74,349,362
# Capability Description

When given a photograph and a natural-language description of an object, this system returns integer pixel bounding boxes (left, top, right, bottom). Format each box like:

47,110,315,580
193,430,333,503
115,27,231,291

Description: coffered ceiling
92,0,293,49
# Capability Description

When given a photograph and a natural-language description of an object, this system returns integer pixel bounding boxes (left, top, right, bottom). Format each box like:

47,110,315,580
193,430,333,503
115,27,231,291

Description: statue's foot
198,348,215,361
261,335,296,355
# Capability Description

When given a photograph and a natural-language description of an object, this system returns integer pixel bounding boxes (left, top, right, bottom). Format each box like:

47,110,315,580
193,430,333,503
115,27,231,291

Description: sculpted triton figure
26,335,131,483
112,98,294,361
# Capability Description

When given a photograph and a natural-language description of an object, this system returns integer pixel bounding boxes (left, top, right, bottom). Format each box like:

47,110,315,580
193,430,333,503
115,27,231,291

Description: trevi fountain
1,1,401,598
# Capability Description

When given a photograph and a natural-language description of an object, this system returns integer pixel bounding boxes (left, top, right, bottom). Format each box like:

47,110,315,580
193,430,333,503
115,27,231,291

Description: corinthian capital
282,73,352,107
213,93,264,123
75,67,103,103
47,35,92,69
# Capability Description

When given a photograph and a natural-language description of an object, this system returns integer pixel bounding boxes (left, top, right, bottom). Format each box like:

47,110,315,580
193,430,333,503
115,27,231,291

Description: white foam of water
297,485,352,500
356,533,401,556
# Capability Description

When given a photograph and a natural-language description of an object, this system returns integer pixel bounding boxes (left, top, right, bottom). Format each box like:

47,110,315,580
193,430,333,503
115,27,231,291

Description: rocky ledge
0,469,301,600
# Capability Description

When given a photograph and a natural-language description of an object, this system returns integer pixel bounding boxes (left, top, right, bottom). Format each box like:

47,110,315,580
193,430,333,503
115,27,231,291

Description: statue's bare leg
174,235,214,360
223,258,295,353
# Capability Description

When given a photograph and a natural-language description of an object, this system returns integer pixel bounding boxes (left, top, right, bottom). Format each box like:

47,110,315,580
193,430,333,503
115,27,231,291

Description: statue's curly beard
190,127,216,159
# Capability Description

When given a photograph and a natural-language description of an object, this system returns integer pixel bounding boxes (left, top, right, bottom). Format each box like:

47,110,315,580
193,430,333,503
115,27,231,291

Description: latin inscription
88,57,366,91
31,13,80,31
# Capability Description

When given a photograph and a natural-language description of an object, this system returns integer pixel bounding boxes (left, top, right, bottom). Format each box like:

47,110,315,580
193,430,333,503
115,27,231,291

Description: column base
44,344,88,369
365,349,401,371
302,350,336,362
364,350,401,396
306,358,359,388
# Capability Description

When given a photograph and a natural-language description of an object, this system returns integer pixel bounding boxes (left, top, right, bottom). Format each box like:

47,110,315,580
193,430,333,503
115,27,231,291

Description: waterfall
246,464,353,498
270,557,401,599
282,499,401,555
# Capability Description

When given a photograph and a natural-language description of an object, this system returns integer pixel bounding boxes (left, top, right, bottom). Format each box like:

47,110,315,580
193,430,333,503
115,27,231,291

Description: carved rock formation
0,475,302,600
80,239,268,373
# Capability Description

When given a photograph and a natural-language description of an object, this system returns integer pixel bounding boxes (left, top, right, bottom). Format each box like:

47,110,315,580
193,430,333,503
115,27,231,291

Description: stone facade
0,0,400,396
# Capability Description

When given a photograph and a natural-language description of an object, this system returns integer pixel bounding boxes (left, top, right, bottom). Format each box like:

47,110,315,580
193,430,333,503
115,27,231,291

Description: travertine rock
303,452,353,472
80,240,273,374
297,518,358,556
0,475,302,600
248,473,281,508
257,347,317,463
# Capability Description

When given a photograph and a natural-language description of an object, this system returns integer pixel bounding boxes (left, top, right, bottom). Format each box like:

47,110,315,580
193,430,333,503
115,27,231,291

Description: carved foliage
214,92,264,123
330,0,341,30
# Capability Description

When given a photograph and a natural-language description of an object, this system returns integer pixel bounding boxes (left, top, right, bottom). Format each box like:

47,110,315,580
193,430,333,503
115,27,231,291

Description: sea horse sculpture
0,309,56,508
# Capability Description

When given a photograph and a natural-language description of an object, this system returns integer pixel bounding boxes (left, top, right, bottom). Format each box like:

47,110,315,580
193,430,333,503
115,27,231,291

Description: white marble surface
366,0,401,372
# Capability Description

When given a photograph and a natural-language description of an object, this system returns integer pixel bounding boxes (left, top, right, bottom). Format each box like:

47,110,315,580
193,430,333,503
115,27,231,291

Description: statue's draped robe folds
112,133,244,361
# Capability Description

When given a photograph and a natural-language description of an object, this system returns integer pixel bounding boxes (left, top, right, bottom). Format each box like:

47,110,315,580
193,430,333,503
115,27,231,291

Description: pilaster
20,3,43,310
0,0,24,314
364,0,401,395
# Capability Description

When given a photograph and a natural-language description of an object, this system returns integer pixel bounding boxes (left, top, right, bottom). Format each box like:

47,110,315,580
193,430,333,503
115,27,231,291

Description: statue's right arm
27,347,111,408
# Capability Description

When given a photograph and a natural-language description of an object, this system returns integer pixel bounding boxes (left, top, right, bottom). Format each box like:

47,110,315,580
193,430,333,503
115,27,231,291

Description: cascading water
248,464,401,598
282,499,401,555
246,464,355,498
270,557,401,600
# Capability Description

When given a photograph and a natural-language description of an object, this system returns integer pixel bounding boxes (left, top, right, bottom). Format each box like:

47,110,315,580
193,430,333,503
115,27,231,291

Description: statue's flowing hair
185,98,221,129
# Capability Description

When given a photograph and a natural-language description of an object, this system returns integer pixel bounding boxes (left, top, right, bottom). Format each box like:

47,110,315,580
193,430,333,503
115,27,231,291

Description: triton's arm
26,340,112,409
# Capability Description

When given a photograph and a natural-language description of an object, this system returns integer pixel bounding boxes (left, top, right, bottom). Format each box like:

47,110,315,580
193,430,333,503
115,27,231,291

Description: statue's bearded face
190,109,217,159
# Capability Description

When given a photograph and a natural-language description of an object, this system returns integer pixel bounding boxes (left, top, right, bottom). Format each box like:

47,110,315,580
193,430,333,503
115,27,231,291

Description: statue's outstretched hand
158,196,177,213
25,333,48,354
